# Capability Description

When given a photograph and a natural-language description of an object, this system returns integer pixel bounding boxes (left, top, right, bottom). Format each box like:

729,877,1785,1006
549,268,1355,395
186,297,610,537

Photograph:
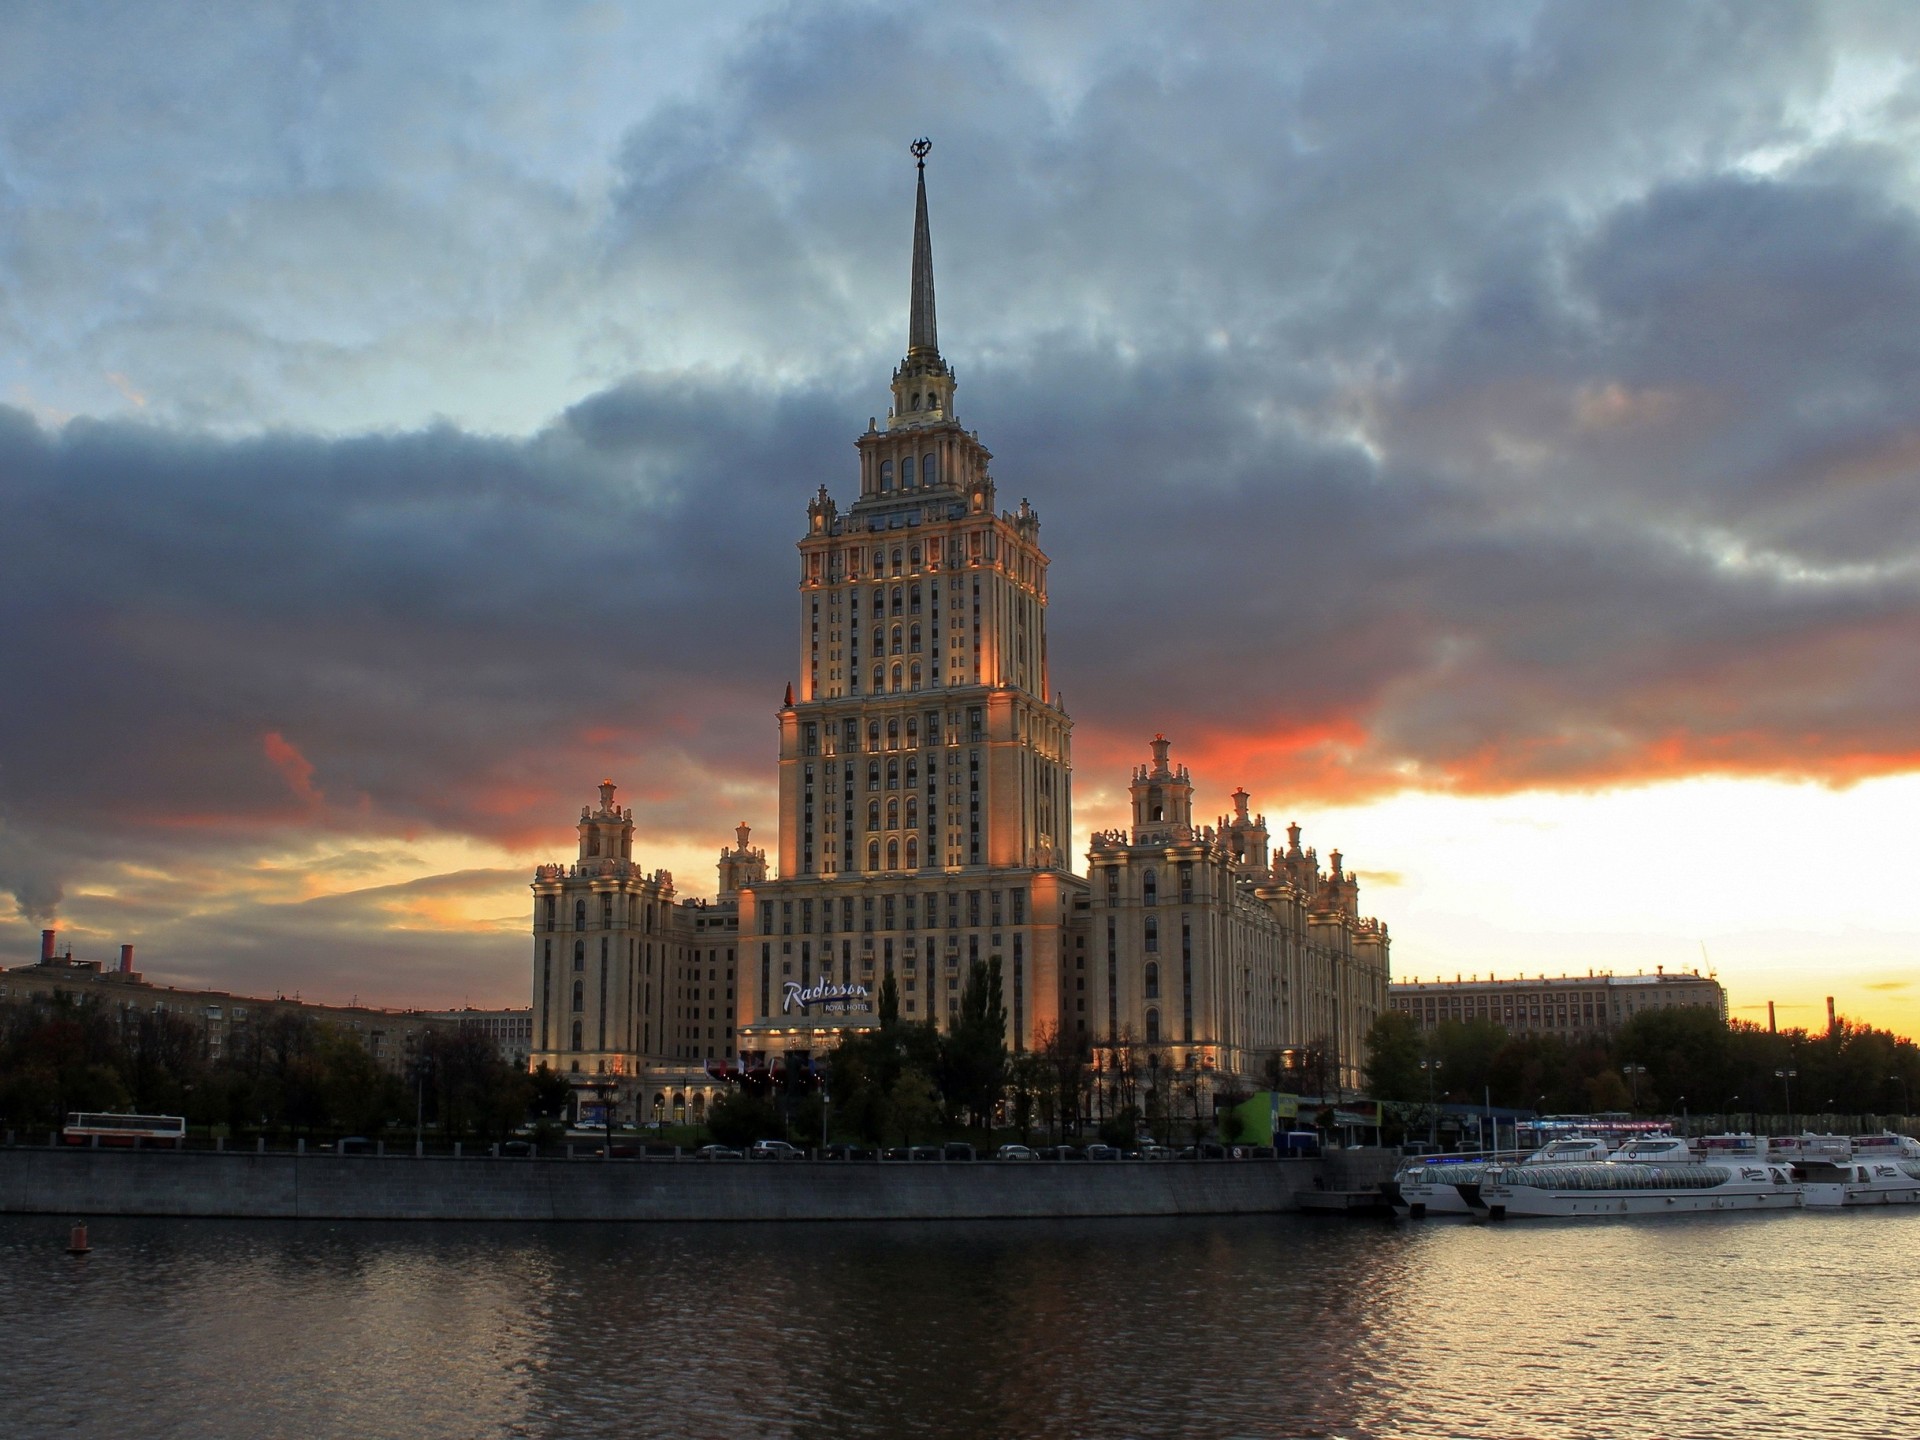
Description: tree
528,1064,573,1121
939,958,1008,1130
877,972,901,1029
1362,1011,1423,1101
887,1067,942,1146
707,1089,780,1147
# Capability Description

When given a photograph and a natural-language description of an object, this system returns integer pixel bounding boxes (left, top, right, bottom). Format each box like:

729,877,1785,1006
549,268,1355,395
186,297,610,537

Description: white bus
62,1113,187,1147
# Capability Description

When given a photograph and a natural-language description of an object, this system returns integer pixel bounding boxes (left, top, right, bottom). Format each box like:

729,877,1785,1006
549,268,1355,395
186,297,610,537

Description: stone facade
1389,969,1727,1040
527,149,1390,1114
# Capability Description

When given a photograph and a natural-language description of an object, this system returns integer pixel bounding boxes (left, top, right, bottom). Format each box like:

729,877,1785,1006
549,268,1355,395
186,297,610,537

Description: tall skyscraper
529,144,1390,1122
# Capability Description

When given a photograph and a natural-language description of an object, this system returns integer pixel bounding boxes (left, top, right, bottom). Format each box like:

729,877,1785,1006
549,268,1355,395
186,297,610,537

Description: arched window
573,940,585,971
909,583,921,613
1144,962,1160,1000
906,760,918,786
872,585,884,612
906,718,918,747
868,721,881,750
891,586,903,614
906,837,919,868
887,718,899,747
903,455,916,486
910,546,921,568
868,840,880,872
909,662,921,691
891,663,902,692
571,980,584,1011
891,550,902,576
922,452,936,485
1143,869,1157,906
867,800,880,831
891,625,903,654
906,797,918,828
910,394,921,412
887,760,899,789
571,1020,583,1050
1145,1009,1161,1044
868,761,880,790
874,665,885,692
1144,917,1159,953
887,839,899,869
880,459,893,490
588,833,600,856
575,899,587,931
909,623,921,653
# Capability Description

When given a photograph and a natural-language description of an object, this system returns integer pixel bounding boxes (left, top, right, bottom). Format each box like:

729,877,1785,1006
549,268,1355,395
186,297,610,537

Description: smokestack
41,929,56,963
1827,996,1836,1033
119,944,134,974
1768,1000,1777,1034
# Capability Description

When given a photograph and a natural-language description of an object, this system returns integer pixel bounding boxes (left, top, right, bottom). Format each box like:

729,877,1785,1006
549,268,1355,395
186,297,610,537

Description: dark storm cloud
4,1,1920,997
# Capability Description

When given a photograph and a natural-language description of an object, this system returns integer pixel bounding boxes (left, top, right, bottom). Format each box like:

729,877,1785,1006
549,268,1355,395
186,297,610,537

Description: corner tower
742,141,1079,1061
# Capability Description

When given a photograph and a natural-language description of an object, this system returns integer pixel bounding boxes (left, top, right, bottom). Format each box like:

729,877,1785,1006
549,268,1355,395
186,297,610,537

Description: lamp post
1890,1074,1912,1118
1622,1064,1648,1113
1676,1095,1689,1138
1775,1068,1797,1130
1420,1059,1443,1147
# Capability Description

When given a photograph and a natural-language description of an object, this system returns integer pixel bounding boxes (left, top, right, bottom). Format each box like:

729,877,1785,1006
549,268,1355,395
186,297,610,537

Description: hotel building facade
528,150,1391,1122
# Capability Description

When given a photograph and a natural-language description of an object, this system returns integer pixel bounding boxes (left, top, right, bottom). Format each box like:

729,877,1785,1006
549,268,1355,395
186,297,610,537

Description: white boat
1471,1135,1800,1219
1608,1135,1695,1164
1799,1155,1920,1208
1392,1136,1613,1217
1847,1132,1920,1162
1765,1132,1853,1164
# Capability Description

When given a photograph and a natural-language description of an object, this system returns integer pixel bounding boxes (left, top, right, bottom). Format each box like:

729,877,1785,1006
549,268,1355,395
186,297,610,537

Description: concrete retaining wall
0,1147,1336,1222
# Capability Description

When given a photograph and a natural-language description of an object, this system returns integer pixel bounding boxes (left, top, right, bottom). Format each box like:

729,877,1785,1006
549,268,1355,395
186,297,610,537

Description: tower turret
1131,734,1194,840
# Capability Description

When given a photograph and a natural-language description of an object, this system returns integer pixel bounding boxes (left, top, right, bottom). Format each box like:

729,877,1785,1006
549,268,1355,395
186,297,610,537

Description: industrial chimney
41,929,56,963
120,944,135,975
1827,996,1837,1034
1767,1000,1777,1034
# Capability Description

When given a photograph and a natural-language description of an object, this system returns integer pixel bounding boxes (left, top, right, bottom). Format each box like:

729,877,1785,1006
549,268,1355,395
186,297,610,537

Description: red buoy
66,1223,90,1255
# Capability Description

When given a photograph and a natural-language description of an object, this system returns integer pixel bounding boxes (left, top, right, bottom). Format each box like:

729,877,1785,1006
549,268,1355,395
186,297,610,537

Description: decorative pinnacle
911,136,931,168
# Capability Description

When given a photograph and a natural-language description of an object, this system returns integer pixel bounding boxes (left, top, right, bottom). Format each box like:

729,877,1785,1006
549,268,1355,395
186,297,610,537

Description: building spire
908,138,938,358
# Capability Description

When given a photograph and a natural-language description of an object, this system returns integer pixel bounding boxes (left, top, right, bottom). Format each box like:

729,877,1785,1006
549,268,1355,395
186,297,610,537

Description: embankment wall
0,1147,1396,1222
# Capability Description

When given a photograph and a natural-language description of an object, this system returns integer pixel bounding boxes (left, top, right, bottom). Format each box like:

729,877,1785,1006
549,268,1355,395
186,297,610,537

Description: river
5,1209,1912,1438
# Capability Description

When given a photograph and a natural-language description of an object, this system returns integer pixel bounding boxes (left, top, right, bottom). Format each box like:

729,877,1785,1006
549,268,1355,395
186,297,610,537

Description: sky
2,1,1917,1035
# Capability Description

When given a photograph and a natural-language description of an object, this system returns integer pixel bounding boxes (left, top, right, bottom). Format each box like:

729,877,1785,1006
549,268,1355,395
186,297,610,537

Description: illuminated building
528,145,1391,1114
1389,969,1727,1040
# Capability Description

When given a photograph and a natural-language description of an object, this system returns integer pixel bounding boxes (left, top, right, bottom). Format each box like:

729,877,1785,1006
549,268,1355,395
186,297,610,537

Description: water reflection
5,1211,1913,1438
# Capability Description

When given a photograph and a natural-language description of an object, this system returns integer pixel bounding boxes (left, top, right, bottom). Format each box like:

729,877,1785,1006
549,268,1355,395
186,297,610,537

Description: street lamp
1420,1059,1444,1147
1775,1068,1797,1130
1675,1095,1689,1137
1622,1064,1648,1113
1890,1075,1912,1117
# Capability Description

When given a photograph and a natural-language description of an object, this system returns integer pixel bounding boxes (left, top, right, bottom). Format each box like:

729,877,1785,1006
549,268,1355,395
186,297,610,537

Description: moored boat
1799,1155,1920,1208
1391,1136,1614,1217
1470,1138,1799,1219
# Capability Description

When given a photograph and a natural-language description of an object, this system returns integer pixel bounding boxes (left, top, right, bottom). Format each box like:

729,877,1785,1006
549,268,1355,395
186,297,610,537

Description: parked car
500,1140,536,1158
1083,1144,1120,1161
695,1144,744,1160
908,1144,943,1162
749,1139,806,1161
942,1142,976,1162
821,1143,876,1161
994,1144,1036,1162
335,1136,374,1155
1141,1145,1174,1161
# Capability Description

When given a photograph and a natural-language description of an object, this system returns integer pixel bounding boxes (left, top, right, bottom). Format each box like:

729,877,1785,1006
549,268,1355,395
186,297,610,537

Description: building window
574,899,587,931
571,1020,582,1051
1144,962,1160,1000
1145,1009,1160,1044
1143,869,1157,906
1144,917,1158,953
880,460,894,491
573,940,585,971
571,980,584,1012
922,452,936,485
906,837,918,868
868,840,880,872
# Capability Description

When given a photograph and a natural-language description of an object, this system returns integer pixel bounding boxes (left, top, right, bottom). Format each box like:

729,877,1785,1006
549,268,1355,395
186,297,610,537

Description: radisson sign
782,979,872,1015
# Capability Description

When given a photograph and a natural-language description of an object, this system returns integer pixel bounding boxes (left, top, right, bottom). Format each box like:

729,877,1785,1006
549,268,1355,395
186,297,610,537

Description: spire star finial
910,136,931,168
